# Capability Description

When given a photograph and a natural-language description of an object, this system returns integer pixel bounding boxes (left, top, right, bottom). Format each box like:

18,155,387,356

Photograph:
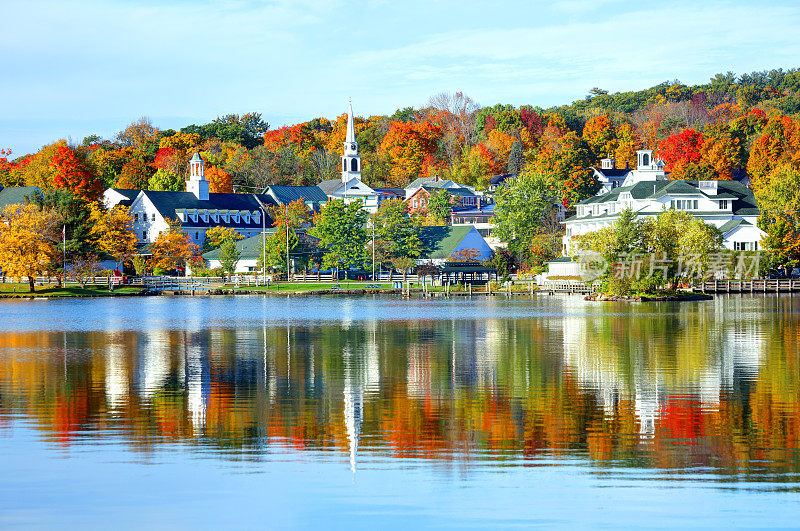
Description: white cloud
345,3,800,98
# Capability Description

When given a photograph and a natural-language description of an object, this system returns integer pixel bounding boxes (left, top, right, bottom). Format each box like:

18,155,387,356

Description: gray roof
317,179,344,195
0,186,42,209
419,185,478,198
719,218,753,234
141,191,274,228
267,185,328,205
574,179,759,217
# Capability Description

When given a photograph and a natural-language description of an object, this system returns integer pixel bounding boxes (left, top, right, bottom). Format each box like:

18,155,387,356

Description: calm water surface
1,294,799,528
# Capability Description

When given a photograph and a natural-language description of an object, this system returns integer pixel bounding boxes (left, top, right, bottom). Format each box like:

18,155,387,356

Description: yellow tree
149,218,198,273
204,225,243,250
90,205,138,267
0,204,62,292
613,123,642,169
582,115,617,162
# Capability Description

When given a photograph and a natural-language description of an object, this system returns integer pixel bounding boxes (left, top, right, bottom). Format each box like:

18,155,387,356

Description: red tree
657,129,704,175
51,146,102,201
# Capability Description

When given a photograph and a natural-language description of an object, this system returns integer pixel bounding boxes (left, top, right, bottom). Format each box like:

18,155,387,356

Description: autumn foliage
51,146,102,202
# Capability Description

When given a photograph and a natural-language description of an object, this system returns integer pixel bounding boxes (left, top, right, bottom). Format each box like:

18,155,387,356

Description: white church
316,102,382,212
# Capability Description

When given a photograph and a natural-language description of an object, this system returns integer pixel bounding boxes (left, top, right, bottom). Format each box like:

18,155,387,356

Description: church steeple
341,101,361,183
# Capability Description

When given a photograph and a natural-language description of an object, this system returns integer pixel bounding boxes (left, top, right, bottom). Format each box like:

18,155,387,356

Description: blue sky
2,0,799,156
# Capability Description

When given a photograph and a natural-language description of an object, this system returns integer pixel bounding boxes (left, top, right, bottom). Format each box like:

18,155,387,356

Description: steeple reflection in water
0,295,798,482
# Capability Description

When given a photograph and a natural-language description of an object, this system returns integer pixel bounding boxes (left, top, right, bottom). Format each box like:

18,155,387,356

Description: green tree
426,189,453,224
754,163,800,264
30,189,96,260
493,171,561,257
218,238,241,275
311,199,369,270
372,199,422,265
148,168,184,191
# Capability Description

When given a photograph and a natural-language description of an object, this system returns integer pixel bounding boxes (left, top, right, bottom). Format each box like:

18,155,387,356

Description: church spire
341,100,361,182
345,100,356,145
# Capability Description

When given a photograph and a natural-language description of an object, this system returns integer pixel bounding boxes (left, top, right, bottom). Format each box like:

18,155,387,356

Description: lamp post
286,208,290,283
260,206,266,285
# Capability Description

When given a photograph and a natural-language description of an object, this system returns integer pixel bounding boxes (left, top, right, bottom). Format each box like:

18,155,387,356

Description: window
642,153,649,166
195,232,199,240
351,159,357,171
151,213,155,221
342,159,346,171
142,231,146,239
672,199,697,210
719,200,728,210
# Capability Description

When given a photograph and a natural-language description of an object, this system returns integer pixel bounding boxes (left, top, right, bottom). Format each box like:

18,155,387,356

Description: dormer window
719,200,729,210
211,210,219,223
243,211,251,223
232,211,240,223
253,211,260,224
200,210,209,223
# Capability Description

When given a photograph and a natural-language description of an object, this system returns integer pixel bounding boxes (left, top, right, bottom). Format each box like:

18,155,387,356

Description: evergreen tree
507,140,524,175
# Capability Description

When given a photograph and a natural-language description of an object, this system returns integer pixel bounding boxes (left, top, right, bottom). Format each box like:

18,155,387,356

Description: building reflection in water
0,296,798,481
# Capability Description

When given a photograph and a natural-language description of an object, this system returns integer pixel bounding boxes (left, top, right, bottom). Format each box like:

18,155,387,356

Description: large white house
563,150,765,253
118,153,275,248
316,103,381,212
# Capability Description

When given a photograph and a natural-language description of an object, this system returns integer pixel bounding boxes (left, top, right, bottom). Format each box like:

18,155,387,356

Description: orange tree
206,166,232,193
149,218,198,273
582,115,617,162
379,120,442,186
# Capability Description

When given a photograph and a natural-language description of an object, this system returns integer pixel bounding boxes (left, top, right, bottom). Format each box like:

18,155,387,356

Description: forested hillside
2,67,800,263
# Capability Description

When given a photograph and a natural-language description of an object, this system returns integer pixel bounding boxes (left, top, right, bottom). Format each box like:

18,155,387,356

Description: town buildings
116,154,275,248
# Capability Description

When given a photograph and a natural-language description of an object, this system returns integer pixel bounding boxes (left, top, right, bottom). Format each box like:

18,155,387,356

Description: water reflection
0,295,799,483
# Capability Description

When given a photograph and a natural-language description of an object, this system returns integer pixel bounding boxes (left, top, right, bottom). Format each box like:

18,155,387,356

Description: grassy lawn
228,281,397,293
0,283,144,297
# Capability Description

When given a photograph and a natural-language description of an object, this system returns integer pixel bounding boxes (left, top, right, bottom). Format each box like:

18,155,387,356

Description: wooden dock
695,279,800,293
540,280,595,294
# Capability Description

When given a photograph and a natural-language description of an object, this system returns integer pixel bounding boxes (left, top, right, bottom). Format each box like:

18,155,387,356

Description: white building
120,153,274,249
562,150,765,253
590,157,632,194
316,103,381,212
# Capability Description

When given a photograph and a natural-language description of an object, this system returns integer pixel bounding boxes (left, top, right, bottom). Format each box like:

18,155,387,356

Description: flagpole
62,224,66,286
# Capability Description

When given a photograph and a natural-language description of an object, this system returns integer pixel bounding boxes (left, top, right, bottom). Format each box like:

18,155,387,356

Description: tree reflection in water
0,295,798,483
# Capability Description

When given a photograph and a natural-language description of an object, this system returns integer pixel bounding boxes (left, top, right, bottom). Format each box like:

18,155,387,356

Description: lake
0,294,798,528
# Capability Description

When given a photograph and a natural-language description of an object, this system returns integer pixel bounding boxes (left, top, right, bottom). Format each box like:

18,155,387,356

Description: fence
696,279,800,293
142,277,223,292
539,280,596,294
